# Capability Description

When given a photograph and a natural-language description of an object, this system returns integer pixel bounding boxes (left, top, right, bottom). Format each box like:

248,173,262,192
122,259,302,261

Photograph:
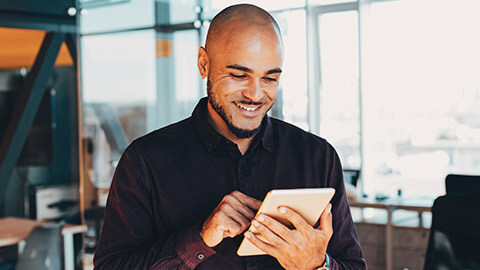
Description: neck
206,102,256,155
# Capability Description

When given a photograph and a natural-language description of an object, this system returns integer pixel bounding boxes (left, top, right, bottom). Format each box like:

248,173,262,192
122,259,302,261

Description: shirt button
197,253,205,260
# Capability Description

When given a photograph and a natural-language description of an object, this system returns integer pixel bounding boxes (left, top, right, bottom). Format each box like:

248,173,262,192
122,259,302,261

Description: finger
215,212,243,237
217,215,243,238
231,191,262,210
251,218,289,249
224,194,257,220
244,231,280,258
220,203,251,233
255,214,293,243
278,206,311,232
317,203,333,232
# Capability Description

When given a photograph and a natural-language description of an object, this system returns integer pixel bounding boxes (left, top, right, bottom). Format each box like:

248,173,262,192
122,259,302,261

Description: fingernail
245,231,252,238
252,220,260,227
257,215,265,222
279,207,287,214
328,204,332,212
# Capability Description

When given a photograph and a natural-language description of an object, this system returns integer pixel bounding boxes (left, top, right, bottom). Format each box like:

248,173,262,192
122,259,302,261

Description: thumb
202,223,227,247
316,203,332,231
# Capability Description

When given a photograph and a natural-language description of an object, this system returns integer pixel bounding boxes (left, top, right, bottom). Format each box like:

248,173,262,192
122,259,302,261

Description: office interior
0,0,479,269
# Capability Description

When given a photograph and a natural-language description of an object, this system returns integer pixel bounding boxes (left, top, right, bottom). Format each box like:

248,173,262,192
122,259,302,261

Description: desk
350,198,433,270
0,217,87,270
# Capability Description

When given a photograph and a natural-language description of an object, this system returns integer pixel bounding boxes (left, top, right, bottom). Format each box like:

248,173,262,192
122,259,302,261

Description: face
198,23,284,139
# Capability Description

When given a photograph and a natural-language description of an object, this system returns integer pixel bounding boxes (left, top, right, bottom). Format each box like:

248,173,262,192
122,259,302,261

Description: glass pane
273,10,309,130
172,31,201,102
80,0,155,34
81,29,157,190
155,30,201,128
81,30,157,106
163,0,198,24
318,11,360,169
80,28,202,198
365,0,480,197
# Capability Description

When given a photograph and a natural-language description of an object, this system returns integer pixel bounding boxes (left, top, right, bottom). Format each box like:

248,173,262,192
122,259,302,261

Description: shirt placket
237,152,267,270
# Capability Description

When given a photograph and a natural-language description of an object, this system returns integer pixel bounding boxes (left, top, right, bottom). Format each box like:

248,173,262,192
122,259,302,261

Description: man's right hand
201,191,262,247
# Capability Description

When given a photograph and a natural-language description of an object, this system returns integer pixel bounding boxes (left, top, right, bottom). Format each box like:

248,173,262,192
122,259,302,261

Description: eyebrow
266,68,282,75
226,64,282,75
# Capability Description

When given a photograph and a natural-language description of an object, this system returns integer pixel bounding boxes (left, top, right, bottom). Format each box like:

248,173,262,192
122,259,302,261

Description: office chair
15,222,63,270
445,174,480,196
343,169,360,187
423,195,480,270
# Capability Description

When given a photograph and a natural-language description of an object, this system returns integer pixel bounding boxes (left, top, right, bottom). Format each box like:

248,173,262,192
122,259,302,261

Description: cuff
175,221,216,268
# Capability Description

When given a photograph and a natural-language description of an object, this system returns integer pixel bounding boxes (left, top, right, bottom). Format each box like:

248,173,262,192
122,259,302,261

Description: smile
234,102,261,112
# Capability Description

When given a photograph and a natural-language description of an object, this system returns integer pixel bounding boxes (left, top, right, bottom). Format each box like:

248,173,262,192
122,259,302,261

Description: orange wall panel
0,27,73,70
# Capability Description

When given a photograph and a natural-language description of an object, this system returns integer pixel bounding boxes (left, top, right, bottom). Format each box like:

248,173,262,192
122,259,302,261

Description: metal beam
0,32,65,203
155,22,200,33
65,33,77,66
309,2,359,15
0,10,76,33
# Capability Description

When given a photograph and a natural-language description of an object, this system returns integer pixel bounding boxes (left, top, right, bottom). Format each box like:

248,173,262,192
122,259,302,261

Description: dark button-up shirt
94,98,366,269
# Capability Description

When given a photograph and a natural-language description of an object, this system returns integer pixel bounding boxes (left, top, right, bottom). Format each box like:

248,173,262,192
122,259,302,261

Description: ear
197,47,209,79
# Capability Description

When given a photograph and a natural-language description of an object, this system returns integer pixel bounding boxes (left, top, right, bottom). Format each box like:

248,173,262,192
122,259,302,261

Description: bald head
197,4,284,141
205,4,283,54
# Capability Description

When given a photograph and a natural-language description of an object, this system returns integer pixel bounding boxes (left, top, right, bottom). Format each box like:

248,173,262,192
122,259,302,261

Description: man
94,4,366,270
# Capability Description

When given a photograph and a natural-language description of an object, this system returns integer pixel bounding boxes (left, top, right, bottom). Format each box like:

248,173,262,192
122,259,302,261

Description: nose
243,78,264,102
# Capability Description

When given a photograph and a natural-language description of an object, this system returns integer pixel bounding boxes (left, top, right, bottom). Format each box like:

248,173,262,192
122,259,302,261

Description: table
350,197,433,270
0,217,87,270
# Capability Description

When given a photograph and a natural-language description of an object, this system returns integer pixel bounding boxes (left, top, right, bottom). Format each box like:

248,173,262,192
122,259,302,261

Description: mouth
234,101,262,113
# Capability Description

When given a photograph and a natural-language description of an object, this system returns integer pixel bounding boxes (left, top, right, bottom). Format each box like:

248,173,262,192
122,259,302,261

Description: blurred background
79,0,480,200
1,0,480,269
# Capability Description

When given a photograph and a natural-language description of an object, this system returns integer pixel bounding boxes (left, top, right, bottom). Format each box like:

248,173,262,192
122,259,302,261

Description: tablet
237,188,335,256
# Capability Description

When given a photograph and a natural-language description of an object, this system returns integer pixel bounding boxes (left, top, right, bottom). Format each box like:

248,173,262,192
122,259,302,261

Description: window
363,0,480,197
309,0,480,198
81,29,157,188
273,9,309,129
79,0,480,201
317,10,360,170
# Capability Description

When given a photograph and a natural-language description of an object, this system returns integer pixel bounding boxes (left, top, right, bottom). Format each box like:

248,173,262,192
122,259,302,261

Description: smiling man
94,4,366,270
200,9,283,154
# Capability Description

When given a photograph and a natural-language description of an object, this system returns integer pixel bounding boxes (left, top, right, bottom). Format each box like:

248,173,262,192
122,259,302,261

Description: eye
230,73,247,79
263,77,277,82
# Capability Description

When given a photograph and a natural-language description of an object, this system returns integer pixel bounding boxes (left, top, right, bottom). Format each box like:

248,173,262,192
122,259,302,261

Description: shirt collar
192,97,274,153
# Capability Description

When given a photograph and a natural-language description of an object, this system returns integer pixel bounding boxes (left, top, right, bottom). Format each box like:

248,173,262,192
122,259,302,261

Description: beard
207,80,263,139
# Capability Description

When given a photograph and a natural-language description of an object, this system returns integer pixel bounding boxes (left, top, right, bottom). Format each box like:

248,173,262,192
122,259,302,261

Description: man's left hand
245,203,333,270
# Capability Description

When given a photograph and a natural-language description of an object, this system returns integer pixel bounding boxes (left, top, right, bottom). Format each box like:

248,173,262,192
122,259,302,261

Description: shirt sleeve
324,143,367,270
93,144,215,270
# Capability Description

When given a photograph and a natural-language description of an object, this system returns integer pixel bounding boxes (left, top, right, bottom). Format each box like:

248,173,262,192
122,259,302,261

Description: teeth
236,102,259,112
